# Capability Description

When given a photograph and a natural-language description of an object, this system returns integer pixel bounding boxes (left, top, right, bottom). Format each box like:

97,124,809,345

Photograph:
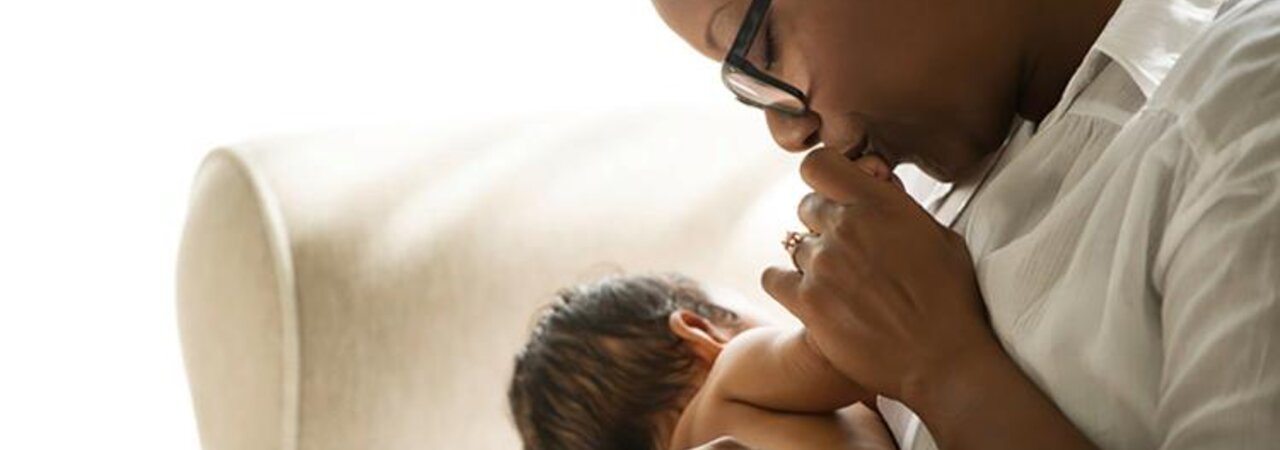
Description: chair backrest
176,107,819,450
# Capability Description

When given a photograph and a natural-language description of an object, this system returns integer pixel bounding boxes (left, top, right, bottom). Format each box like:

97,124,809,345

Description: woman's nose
764,109,821,153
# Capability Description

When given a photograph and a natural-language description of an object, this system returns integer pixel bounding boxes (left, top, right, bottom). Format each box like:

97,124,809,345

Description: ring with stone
782,230,814,259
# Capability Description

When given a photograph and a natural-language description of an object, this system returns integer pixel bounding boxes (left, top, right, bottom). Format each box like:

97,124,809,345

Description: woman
652,0,1280,448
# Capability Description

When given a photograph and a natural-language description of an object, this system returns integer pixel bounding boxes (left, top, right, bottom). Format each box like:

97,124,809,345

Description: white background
0,1,732,448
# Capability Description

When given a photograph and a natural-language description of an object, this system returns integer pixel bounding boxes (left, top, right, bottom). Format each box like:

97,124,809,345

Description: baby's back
668,328,895,450
671,394,889,450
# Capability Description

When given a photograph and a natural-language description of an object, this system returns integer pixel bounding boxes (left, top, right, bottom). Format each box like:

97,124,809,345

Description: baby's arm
706,327,873,413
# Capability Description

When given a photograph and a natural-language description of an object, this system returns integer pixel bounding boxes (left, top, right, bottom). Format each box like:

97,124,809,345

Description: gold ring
782,230,813,257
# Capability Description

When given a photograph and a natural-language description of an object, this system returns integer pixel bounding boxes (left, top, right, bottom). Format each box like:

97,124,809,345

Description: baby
507,273,895,450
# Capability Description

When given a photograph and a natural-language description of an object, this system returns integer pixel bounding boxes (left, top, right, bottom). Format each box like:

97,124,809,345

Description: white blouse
883,0,1280,448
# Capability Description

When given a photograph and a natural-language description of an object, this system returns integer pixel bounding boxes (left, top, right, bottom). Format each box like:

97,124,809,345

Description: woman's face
652,0,1027,181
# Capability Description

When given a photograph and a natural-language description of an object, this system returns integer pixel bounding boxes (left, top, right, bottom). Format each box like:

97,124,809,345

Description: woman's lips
837,135,870,160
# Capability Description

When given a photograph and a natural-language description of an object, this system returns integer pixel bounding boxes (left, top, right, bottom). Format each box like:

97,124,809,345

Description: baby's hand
850,153,905,191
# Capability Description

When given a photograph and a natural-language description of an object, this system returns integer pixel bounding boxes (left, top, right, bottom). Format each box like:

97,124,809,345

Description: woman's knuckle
796,277,822,303
810,247,840,274
801,191,822,206
799,193,821,218
799,152,830,185
832,219,858,238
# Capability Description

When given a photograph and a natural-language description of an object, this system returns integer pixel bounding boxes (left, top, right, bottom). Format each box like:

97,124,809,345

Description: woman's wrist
899,338,1098,450
898,334,1007,439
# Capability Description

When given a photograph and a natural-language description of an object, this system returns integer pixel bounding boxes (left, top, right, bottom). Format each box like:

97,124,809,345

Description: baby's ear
668,310,729,363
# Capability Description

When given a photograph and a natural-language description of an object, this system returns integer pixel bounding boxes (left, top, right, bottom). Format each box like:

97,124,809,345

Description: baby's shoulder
670,328,781,448
705,327,784,388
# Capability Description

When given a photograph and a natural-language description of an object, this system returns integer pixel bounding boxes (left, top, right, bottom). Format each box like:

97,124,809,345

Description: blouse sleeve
1153,121,1280,449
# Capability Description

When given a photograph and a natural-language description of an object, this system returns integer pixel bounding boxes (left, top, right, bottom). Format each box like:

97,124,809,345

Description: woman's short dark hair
508,273,740,450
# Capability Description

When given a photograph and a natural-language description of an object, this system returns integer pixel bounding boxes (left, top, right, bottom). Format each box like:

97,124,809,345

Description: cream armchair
175,108,821,450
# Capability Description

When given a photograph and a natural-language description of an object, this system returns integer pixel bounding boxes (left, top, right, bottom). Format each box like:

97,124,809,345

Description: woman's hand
762,148,1001,401
762,149,1099,450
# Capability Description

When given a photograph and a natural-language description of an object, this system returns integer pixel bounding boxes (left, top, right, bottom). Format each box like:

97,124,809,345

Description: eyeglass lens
724,66,805,114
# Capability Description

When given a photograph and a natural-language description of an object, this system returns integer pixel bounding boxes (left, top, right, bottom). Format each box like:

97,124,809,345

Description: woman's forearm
903,343,1098,450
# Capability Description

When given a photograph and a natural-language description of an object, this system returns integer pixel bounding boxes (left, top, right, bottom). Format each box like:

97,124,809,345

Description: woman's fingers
853,152,894,180
798,192,843,234
761,266,809,321
789,232,817,274
799,148,892,205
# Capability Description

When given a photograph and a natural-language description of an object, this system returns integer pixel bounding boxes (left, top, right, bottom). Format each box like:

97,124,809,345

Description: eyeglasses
721,0,808,116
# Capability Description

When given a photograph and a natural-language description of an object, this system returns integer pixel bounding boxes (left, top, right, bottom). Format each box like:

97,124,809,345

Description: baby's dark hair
508,273,741,450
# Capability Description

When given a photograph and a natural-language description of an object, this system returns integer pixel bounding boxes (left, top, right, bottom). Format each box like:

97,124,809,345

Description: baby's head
508,273,756,450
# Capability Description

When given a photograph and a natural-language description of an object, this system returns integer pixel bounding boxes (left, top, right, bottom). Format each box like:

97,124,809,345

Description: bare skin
665,158,902,450
769,150,1100,450
652,0,1121,448
651,0,1116,182
667,315,896,450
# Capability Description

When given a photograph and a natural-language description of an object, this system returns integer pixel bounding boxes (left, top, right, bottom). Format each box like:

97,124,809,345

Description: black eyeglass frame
721,0,809,116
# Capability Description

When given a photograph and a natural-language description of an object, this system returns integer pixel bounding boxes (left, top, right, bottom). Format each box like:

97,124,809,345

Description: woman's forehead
653,0,745,59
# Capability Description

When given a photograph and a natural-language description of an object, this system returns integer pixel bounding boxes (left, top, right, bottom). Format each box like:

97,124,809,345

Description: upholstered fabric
176,108,827,449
